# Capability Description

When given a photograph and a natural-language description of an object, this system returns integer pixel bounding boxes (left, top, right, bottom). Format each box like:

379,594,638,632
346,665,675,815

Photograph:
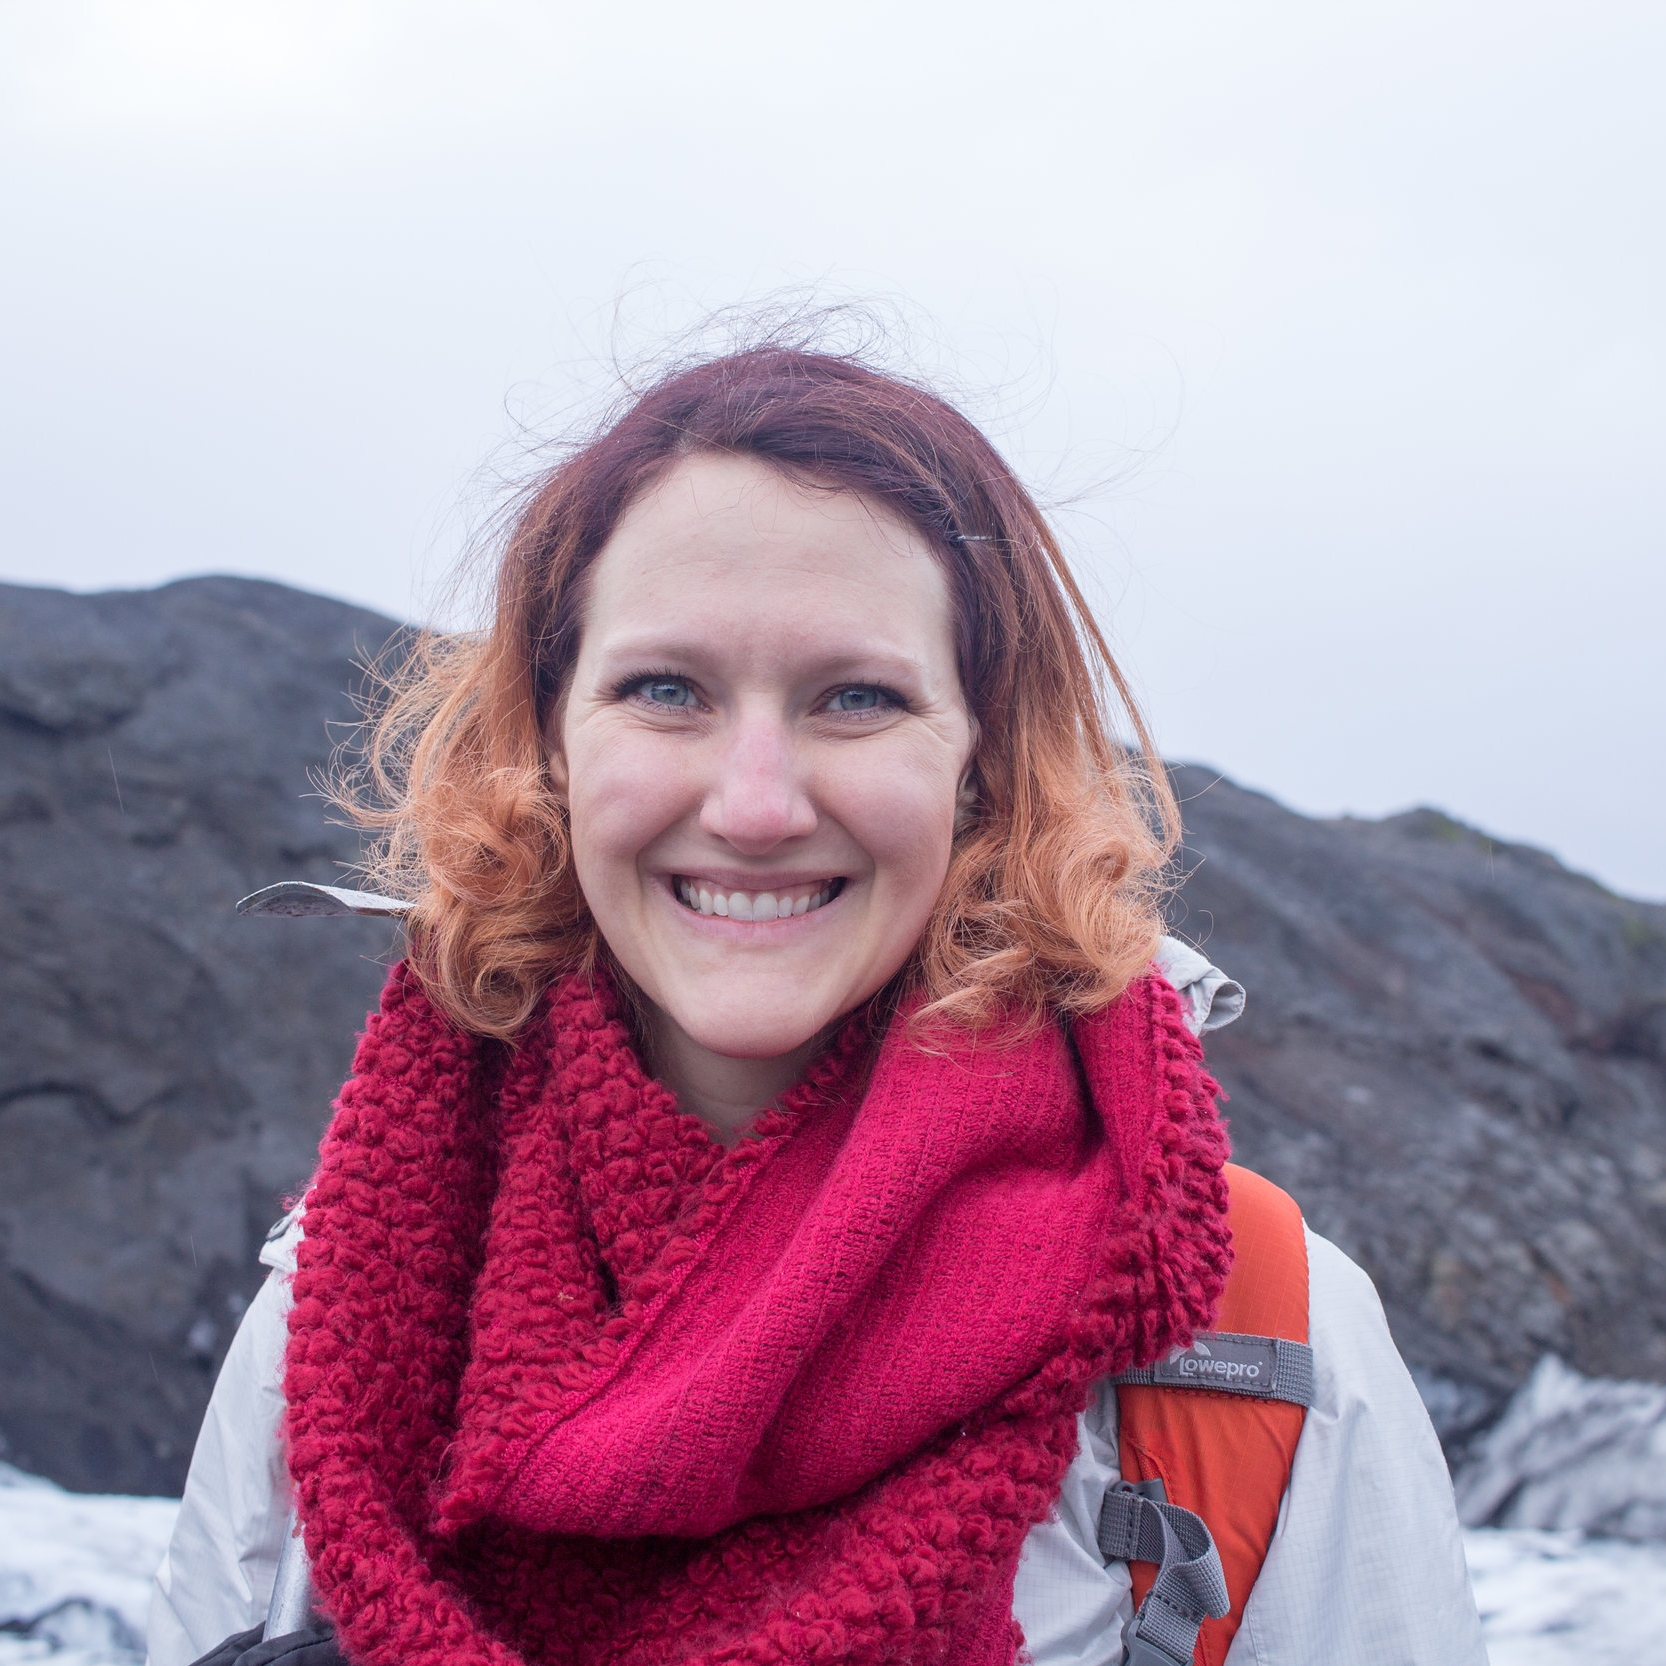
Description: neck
642,1011,822,1146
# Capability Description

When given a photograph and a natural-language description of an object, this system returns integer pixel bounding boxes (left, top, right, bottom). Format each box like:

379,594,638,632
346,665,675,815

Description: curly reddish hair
341,346,1177,1040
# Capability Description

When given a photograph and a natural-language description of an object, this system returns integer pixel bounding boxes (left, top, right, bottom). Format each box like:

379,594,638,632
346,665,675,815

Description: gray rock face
1172,765,1666,1445
0,579,398,1494
1,578,1662,1492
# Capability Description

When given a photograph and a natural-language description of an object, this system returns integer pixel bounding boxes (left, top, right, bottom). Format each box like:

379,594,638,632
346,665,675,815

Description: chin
673,1000,836,1062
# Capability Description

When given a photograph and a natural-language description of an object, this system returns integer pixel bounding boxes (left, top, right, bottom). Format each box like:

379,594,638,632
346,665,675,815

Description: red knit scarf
283,965,1231,1666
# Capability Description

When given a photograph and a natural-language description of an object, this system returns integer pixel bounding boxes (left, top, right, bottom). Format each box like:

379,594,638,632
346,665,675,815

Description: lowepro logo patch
1149,1333,1279,1393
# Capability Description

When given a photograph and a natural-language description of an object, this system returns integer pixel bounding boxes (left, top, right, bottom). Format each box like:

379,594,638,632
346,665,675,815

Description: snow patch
0,1464,176,1666
1465,1528,1666,1666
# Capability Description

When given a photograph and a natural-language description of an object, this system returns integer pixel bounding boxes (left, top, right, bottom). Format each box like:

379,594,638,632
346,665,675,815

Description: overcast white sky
2,1,1662,896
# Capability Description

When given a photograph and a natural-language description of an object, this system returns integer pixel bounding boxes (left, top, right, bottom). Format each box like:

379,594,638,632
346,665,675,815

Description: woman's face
554,452,974,1063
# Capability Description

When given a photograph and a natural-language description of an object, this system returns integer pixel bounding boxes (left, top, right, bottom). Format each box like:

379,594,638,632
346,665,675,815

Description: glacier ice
1455,1355,1666,1540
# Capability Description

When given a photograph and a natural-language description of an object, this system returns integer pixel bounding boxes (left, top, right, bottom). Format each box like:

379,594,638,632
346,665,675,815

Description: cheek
830,752,960,893
564,731,693,877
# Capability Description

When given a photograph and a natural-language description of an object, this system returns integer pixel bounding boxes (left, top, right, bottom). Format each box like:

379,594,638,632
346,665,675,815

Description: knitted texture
284,967,1232,1666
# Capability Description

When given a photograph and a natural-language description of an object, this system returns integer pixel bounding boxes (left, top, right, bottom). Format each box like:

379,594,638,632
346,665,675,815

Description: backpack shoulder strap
1113,1162,1310,1666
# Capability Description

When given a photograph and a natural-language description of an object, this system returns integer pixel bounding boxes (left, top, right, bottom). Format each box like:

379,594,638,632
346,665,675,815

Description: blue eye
828,687,890,713
637,677,695,707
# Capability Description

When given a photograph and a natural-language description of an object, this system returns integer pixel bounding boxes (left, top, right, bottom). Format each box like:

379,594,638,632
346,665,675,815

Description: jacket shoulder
259,1203,305,1274
1152,936,1246,1035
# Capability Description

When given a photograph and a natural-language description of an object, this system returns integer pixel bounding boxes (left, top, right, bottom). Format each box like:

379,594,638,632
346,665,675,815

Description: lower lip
662,879,846,933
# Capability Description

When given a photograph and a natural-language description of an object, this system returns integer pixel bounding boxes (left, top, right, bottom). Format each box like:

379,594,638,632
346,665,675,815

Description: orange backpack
1107,1163,1312,1666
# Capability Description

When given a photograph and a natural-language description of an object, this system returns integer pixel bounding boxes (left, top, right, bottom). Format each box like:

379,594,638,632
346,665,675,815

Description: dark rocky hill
0,579,398,1493
1171,766,1666,1448
1,576,1662,1493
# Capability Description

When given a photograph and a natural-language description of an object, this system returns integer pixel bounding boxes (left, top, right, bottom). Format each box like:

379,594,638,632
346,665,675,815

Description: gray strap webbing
1097,1479,1231,1666
1108,1331,1315,1408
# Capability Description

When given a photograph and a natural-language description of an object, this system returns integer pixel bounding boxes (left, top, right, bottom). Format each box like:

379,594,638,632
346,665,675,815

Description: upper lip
664,870,846,891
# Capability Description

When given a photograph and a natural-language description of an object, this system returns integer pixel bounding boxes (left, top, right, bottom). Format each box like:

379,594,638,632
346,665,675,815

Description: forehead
581,453,956,660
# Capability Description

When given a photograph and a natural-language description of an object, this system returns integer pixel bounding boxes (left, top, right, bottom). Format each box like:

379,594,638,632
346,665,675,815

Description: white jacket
148,942,1485,1666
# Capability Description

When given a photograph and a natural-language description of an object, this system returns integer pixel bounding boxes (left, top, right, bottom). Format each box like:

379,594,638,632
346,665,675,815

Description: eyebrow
587,635,936,685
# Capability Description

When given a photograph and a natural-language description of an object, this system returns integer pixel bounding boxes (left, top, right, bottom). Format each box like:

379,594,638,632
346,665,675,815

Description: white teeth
674,879,840,920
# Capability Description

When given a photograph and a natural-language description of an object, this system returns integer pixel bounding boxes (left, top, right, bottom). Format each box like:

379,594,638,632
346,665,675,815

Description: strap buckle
1098,1479,1231,1666
1124,1624,1194,1666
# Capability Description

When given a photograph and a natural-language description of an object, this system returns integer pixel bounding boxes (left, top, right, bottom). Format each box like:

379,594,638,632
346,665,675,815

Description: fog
2,0,1661,894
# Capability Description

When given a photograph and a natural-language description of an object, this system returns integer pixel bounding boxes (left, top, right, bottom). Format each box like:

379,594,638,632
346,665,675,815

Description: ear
952,716,981,834
543,707,569,799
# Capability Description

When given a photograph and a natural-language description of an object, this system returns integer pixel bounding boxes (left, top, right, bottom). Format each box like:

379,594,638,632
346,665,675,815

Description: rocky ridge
1172,764,1666,1447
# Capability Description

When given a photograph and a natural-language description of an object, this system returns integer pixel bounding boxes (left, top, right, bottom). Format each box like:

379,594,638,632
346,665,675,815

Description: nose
698,709,817,853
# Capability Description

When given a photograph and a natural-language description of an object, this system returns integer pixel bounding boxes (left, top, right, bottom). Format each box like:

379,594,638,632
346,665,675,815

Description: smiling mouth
673,877,846,921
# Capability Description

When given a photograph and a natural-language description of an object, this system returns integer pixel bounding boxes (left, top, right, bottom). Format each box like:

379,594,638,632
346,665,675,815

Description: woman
149,344,1484,1666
